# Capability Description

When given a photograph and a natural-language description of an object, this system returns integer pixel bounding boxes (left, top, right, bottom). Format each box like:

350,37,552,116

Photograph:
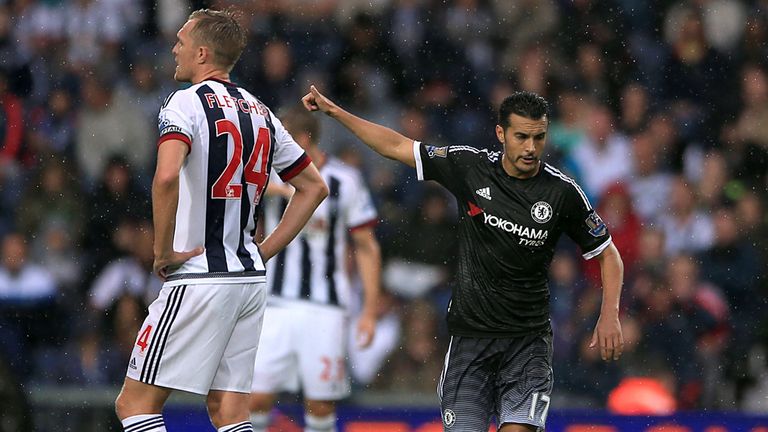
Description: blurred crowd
0,0,767,417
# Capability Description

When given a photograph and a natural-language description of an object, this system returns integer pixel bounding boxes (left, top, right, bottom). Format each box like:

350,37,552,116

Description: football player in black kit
302,86,624,432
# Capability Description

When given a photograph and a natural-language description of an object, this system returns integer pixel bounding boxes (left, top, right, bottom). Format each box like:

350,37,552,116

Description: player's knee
115,390,140,420
114,392,128,420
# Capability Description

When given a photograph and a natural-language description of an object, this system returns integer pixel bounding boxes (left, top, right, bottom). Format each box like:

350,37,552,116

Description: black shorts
437,333,554,431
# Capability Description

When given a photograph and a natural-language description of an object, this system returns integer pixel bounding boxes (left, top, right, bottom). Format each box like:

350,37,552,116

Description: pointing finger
302,93,318,111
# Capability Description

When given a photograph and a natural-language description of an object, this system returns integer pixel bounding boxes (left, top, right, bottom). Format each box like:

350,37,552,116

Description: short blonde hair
188,8,247,71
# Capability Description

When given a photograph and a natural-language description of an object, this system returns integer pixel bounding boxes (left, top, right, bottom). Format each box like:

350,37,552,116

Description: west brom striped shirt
157,78,310,286
263,157,377,309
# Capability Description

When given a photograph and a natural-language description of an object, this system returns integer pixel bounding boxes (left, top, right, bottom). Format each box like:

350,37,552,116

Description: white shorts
126,282,266,395
251,300,350,400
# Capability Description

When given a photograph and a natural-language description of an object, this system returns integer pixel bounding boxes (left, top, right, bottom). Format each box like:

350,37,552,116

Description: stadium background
0,0,767,430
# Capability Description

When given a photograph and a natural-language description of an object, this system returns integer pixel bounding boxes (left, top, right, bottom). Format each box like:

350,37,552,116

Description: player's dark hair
188,8,247,71
498,91,549,128
280,104,321,146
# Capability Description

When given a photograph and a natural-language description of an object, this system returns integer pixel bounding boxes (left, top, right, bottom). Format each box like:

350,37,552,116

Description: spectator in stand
490,0,559,74
63,0,127,70
738,9,768,65
382,185,457,300
667,254,729,408
26,86,78,158
573,42,612,103
646,110,689,173
546,89,589,170
16,158,84,243
699,205,764,404
655,175,715,255
697,150,729,209
569,102,633,202
0,70,24,166
330,12,407,102
627,131,672,222
583,184,641,287
82,156,151,280
549,248,587,383
636,227,667,277
236,38,298,111
116,59,175,136
662,6,736,143
721,63,768,185
618,82,650,135
0,232,58,379
79,220,160,385
75,71,153,185
631,268,700,408
735,191,768,241
442,0,494,77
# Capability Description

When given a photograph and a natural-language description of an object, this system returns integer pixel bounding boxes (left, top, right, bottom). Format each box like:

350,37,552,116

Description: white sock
218,421,254,432
122,414,166,432
250,412,269,432
304,413,336,432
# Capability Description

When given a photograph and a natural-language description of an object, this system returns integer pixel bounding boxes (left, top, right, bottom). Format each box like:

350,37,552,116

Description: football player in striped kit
249,105,381,432
114,9,328,432
302,86,624,432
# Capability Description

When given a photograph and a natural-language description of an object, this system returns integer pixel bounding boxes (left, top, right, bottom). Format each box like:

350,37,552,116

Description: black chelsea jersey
414,142,612,337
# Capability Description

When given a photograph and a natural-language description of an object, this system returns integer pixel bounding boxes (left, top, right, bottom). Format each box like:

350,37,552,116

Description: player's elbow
383,139,416,167
152,171,179,189
308,179,329,205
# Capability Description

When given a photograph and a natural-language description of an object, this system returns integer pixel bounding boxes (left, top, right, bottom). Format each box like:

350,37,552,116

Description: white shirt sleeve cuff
413,140,424,181
582,237,612,260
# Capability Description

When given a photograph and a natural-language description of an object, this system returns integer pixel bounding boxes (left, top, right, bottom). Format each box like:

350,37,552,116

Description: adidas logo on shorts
129,358,137,370
476,187,492,200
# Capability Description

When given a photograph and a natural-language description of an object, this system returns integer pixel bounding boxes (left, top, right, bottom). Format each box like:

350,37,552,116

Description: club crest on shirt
426,145,447,158
585,211,607,237
530,201,553,224
443,409,456,428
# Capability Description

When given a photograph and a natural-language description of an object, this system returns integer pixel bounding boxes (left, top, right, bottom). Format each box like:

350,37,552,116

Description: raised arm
302,85,417,167
589,242,624,361
258,163,328,261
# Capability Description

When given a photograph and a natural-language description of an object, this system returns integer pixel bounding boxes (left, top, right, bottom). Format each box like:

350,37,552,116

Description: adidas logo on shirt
476,187,492,200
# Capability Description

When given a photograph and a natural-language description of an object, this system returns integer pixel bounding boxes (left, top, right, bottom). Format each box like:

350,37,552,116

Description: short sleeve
562,180,612,260
157,91,194,152
413,141,486,193
346,171,378,231
268,111,311,181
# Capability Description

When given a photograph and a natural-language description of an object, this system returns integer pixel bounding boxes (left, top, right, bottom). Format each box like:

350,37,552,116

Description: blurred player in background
249,105,381,432
114,9,328,432
302,86,624,432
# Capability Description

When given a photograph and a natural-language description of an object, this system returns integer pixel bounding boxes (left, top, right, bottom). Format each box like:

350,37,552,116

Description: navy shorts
437,332,554,431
